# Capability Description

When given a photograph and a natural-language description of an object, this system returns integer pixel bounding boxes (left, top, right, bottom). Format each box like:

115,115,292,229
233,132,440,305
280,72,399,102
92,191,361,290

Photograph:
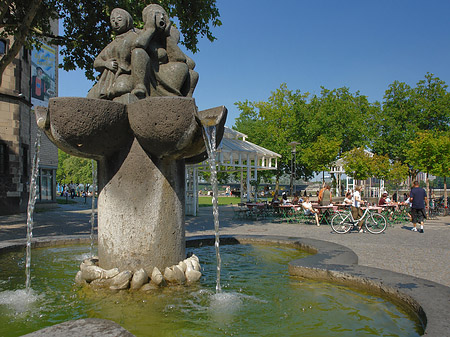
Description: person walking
410,181,427,233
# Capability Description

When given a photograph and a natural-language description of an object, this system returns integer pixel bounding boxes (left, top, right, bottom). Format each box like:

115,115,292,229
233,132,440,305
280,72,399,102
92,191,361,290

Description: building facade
0,26,58,215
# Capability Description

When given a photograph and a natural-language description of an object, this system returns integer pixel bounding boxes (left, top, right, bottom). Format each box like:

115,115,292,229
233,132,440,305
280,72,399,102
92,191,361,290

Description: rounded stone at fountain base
75,254,202,291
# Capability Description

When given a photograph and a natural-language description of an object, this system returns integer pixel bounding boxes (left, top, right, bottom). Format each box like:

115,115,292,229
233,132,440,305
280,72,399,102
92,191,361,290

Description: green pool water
0,244,422,336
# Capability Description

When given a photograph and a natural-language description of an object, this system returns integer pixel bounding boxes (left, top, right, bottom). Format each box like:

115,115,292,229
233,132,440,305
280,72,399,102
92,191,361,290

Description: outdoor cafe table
361,206,383,213
246,203,266,210
278,204,296,221
313,205,338,225
246,202,267,219
379,203,406,224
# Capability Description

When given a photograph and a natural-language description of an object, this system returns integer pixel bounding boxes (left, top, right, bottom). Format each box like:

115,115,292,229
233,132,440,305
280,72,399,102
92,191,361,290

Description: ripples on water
0,244,422,337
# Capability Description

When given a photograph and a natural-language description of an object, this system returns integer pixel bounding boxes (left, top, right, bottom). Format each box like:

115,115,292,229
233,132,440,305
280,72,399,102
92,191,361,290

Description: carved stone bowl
38,97,133,159
128,97,205,159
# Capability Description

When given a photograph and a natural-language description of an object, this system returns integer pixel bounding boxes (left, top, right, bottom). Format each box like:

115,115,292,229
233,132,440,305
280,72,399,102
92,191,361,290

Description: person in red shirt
378,192,388,206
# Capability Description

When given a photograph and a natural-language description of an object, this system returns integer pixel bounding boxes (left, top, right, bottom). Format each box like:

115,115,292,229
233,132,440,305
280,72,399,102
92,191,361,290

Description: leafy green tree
301,135,341,182
414,73,450,131
429,132,450,211
305,87,377,154
371,153,391,181
0,0,221,81
198,165,231,185
56,149,96,186
342,148,372,181
405,131,442,208
373,73,450,180
372,80,415,162
234,84,310,190
385,160,409,198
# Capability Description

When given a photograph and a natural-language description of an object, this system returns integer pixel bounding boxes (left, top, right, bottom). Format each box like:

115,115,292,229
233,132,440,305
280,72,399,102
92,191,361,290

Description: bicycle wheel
331,212,352,234
364,213,387,234
436,207,445,216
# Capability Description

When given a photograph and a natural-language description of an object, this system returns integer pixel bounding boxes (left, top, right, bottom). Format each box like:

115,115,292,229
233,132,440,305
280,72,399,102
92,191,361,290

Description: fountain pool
0,242,422,337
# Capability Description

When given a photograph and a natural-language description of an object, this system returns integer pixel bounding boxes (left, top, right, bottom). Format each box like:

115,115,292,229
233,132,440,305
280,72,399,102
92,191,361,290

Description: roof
194,127,281,171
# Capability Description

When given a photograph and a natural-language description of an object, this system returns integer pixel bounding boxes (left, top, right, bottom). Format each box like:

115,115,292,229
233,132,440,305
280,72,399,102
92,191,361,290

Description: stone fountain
35,4,226,289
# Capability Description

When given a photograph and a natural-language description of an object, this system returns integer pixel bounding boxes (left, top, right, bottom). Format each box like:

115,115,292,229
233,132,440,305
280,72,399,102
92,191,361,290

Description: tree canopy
234,83,379,181
234,74,450,191
0,0,221,81
372,73,450,164
56,149,96,185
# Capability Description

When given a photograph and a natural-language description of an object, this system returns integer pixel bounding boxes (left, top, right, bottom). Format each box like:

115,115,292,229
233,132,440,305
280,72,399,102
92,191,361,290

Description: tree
372,80,415,162
56,149,96,186
305,87,377,154
371,153,391,182
301,135,341,182
0,0,221,81
429,132,450,212
342,148,372,182
373,74,450,179
405,131,442,209
234,84,311,190
385,160,409,199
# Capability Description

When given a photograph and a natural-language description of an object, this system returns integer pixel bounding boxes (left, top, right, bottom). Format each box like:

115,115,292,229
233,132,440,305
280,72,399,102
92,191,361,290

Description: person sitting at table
318,184,332,206
385,192,391,204
301,197,320,226
271,192,280,204
292,193,302,205
281,192,291,205
352,185,365,233
343,191,352,206
378,192,389,206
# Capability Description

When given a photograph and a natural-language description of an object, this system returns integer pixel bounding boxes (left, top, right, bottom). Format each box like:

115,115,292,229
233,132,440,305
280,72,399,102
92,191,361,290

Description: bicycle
330,205,387,234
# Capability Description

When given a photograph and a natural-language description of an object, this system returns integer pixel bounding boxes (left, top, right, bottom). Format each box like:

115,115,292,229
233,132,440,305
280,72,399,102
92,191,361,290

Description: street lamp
288,141,300,196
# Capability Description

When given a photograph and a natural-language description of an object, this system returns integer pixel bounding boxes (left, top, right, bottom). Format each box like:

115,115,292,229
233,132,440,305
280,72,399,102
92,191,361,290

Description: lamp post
288,141,300,196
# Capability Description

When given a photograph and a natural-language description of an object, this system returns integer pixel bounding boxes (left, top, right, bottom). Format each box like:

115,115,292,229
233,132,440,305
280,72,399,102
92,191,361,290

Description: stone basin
36,97,133,160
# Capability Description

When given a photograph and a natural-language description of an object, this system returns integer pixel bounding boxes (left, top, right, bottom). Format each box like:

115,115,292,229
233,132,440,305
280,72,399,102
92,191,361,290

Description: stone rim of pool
1,234,448,337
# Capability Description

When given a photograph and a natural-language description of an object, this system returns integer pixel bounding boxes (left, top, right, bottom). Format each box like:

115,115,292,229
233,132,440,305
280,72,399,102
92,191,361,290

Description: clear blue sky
58,0,450,128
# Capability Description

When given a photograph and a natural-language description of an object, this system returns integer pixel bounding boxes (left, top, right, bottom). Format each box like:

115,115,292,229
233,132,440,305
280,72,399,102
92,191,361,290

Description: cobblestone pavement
1,198,449,287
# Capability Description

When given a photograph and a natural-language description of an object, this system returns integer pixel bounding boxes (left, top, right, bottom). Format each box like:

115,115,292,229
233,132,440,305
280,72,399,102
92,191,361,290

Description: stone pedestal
98,139,185,273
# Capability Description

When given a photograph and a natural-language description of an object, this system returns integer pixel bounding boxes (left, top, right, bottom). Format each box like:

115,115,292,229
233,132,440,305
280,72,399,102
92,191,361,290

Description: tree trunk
0,0,42,84
275,174,280,196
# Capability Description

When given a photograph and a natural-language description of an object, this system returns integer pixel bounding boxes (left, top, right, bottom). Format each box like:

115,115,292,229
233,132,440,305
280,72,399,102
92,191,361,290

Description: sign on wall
31,43,56,107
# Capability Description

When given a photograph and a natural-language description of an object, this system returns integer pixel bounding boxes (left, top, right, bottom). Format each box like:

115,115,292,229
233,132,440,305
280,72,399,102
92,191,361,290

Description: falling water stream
202,125,222,293
25,130,42,292
89,160,97,257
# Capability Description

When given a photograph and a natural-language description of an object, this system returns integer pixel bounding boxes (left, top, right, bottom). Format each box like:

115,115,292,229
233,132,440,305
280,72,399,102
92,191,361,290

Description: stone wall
0,30,58,214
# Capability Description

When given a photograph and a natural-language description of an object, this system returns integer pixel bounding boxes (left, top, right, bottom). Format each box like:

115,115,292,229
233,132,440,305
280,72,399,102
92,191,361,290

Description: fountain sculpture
35,4,227,289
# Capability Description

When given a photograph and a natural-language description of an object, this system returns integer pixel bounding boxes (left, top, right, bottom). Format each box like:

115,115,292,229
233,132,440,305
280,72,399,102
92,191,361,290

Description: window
0,40,6,55
0,144,7,175
22,145,28,177
40,169,54,201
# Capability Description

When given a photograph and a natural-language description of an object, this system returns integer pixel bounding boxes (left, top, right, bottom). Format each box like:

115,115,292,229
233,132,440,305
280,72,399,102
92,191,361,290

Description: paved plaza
0,197,449,288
